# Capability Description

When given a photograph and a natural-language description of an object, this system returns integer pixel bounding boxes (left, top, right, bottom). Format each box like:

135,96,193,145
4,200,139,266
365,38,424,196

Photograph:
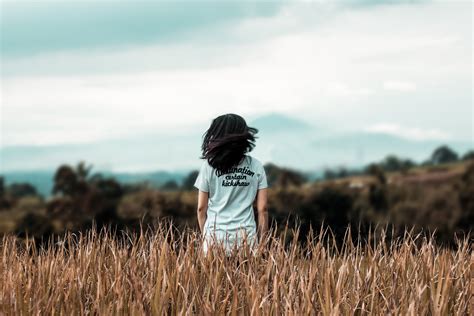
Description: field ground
1,226,472,315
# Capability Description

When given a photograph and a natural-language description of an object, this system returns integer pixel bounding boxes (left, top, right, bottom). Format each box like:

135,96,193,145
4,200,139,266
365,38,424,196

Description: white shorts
202,227,257,255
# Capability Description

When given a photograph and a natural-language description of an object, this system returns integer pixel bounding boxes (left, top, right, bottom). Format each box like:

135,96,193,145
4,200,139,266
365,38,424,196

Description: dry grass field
1,225,472,315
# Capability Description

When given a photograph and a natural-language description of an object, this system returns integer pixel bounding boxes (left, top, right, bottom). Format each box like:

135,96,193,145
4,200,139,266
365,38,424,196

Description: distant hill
249,113,312,133
2,170,189,197
2,171,54,198
1,112,472,187
308,132,472,168
256,133,472,170
249,115,473,170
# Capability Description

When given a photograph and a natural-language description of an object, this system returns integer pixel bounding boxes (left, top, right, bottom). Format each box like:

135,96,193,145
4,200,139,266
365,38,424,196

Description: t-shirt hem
193,184,209,192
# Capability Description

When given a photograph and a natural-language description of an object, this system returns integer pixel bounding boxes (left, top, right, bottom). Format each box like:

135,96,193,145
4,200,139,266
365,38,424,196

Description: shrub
298,186,354,240
457,162,474,231
431,145,459,165
461,150,474,161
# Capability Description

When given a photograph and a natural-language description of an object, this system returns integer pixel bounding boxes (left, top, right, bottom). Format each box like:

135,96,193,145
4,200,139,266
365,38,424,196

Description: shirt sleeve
257,163,268,189
194,161,210,192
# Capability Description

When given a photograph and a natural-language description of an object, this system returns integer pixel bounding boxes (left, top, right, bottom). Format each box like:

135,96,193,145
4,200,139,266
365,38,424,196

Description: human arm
193,161,210,233
196,190,209,233
256,188,268,239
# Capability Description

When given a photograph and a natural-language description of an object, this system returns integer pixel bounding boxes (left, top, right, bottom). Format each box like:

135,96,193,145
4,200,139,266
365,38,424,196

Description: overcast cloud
1,0,472,147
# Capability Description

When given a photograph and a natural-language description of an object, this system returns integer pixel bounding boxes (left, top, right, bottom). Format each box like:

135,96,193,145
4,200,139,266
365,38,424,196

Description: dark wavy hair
201,113,258,173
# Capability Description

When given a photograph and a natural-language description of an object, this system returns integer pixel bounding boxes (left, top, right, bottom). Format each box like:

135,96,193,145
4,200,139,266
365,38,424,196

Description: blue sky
1,1,282,57
1,0,472,148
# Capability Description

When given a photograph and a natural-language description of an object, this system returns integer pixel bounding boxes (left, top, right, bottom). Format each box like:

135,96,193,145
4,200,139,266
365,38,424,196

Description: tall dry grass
0,225,472,315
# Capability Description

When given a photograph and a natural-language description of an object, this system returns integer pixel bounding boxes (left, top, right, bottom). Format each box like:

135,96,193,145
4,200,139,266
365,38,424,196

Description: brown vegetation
0,225,471,315
1,144,473,247
1,161,474,247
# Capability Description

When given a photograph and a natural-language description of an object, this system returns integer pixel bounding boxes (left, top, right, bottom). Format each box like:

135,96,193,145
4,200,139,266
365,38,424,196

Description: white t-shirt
194,154,268,251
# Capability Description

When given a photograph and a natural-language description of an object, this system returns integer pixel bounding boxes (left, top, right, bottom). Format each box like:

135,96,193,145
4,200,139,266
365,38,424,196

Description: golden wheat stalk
0,224,471,315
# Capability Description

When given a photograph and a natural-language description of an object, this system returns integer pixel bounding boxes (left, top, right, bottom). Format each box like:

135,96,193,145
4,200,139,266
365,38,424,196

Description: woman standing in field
194,113,269,253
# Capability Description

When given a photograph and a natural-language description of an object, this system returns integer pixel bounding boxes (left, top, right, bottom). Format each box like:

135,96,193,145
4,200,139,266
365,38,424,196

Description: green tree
53,165,79,196
0,177,12,210
323,169,337,180
431,145,459,165
458,163,474,231
377,155,416,172
161,180,179,191
49,161,124,229
52,161,92,197
461,150,474,161
365,164,386,184
182,170,199,190
299,186,354,240
0,176,4,197
7,183,37,199
264,163,306,188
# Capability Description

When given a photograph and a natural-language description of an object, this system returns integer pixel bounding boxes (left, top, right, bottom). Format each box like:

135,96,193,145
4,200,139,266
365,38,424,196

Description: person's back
193,114,269,253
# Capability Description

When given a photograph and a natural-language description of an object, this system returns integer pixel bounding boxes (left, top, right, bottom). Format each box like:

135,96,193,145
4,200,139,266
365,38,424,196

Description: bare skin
255,188,269,239
196,190,209,233
196,188,269,240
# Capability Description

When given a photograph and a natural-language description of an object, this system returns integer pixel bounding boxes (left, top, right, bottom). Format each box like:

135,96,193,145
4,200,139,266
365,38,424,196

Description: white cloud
365,123,451,141
1,0,471,146
325,82,375,97
383,81,417,92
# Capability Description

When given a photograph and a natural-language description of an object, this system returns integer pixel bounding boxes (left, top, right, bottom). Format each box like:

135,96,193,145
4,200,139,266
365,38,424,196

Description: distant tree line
2,145,471,199
0,145,473,245
323,145,474,181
